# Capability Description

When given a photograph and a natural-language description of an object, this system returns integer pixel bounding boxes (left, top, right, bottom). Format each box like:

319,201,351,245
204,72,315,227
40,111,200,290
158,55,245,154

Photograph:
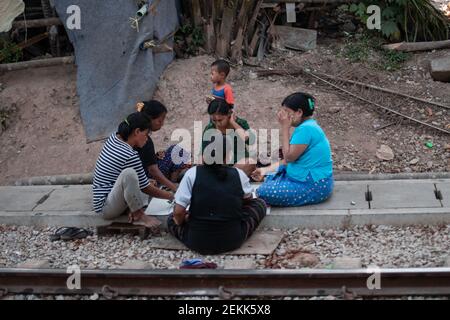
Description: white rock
376,145,395,161
89,293,99,300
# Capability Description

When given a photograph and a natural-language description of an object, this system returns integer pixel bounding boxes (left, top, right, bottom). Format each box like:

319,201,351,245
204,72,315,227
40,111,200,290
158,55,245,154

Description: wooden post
191,0,203,27
247,0,263,40
213,0,223,32
231,0,253,62
204,0,216,53
248,25,261,57
216,0,238,58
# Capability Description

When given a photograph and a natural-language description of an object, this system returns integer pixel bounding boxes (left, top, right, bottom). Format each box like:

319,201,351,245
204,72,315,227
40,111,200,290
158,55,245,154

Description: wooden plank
0,56,75,72
383,40,450,52
12,17,62,29
272,25,317,51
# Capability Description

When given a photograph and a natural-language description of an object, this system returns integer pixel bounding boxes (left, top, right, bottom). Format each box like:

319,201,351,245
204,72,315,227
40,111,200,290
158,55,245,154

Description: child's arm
224,84,235,106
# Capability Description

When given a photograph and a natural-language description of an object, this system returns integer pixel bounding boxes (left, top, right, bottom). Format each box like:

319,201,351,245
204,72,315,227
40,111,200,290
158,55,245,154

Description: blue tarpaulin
54,0,178,142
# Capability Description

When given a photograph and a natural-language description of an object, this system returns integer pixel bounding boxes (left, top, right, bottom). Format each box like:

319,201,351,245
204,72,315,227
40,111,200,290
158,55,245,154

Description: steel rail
254,68,450,135
1,268,450,298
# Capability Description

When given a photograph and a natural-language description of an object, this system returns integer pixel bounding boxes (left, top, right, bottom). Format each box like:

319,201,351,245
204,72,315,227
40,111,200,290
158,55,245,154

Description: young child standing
207,59,235,108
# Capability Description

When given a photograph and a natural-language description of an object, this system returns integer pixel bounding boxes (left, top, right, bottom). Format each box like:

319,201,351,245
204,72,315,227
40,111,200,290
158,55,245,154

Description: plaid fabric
167,212,185,242
241,198,267,240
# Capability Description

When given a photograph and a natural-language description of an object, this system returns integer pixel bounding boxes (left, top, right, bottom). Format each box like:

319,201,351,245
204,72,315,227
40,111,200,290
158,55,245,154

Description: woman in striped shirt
93,112,174,228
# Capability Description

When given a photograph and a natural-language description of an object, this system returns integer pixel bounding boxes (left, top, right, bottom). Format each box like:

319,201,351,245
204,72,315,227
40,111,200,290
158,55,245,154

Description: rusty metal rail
1,268,450,298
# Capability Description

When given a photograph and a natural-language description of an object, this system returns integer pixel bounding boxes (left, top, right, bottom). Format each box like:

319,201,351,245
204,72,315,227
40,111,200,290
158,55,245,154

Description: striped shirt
93,133,150,213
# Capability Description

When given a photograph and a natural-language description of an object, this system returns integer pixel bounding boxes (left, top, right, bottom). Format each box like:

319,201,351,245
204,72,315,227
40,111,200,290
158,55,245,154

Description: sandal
60,228,93,241
49,227,78,241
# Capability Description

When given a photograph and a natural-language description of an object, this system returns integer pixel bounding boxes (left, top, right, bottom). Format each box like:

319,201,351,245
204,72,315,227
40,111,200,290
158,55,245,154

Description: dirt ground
0,38,449,185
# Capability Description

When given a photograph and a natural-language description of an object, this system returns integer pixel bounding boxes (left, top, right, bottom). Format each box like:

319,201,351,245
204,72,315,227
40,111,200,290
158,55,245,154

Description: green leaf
382,6,397,19
349,3,359,12
381,20,400,38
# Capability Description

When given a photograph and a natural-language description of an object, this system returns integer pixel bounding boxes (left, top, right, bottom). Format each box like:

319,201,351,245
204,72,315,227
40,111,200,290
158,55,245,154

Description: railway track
1,267,450,298
255,68,450,135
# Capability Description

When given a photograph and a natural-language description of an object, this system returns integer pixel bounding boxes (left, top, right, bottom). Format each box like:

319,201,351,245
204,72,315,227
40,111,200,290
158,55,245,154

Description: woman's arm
148,164,178,192
279,111,308,163
250,160,286,182
230,112,249,142
281,124,308,163
173,203,189,225
142,184,174,200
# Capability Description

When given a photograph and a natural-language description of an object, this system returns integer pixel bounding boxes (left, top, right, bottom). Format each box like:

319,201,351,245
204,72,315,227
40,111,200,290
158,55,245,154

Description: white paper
145,198,174,216
286,3,296,23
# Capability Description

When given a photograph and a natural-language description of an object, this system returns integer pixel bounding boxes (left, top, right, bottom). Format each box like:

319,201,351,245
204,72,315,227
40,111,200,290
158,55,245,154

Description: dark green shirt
202,117,253,164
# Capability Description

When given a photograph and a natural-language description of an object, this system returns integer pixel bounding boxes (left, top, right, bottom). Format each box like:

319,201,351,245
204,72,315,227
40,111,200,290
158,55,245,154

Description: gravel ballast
1,224,449,270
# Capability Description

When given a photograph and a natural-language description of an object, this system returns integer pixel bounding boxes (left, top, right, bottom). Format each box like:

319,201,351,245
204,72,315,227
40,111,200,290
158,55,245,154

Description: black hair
282,92,316,117
211,59,231,77
117,112,151,141
207,98,232,115
202,135,232,180
141,100,168,119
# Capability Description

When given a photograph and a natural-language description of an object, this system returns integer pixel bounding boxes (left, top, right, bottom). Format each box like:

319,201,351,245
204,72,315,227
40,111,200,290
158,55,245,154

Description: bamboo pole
0,56,75,72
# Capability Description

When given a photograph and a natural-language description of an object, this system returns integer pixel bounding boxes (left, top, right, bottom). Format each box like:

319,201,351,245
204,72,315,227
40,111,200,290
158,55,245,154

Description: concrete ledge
1,179,449,229
349,208,450,227
1,207,449,229
262,209,351,229
11,172,450,186
0,211,111,228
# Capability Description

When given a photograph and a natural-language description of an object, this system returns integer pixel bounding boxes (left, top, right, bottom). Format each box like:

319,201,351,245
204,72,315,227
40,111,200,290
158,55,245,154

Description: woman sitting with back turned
167,136,267,255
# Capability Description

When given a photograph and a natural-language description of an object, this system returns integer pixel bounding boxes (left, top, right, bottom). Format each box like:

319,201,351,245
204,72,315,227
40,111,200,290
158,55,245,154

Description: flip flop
60,228,93,241
49,227,78,241
180,259,217,269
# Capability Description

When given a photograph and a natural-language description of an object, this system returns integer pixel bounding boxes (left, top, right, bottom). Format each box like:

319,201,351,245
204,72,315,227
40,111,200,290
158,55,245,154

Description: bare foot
128,208,144,223
133,214,161,229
